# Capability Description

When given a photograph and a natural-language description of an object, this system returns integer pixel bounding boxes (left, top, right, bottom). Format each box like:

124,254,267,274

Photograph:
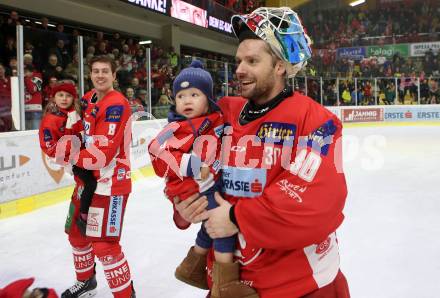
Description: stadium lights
34,21,56,27
349,0,366,6
139,40,152,45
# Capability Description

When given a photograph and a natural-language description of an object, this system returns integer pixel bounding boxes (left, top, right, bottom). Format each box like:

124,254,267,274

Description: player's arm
39,115,79,164
148,122,197,179
64,111,84,143
234,118,347,250
38,116,59,158
76,100,130,169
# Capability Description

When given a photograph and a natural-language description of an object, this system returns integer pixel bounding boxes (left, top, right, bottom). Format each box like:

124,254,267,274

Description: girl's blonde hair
44,80,82,116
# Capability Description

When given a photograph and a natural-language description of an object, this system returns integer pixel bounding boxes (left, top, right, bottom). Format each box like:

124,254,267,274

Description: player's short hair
261,41,281,68
89,55,117,73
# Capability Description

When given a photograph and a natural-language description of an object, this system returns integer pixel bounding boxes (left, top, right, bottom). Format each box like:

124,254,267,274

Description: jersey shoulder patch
105,105,124,122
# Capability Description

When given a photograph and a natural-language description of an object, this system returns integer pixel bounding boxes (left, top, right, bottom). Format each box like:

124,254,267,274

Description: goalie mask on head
231,7,312,78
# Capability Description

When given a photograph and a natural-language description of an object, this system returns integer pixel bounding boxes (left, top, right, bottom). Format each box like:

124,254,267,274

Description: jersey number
289,149,322,182
108,123,117,136
264,146,281,166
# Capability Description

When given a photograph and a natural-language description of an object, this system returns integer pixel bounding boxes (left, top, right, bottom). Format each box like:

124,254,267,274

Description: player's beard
241,68,277,105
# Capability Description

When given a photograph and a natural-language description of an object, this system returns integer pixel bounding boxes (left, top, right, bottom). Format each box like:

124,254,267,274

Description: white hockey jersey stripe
95,148,119,196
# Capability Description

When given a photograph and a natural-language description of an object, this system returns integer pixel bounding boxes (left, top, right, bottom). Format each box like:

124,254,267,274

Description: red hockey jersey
208,92,347,298
39,107,83,159
76,90,132,196
24,71,43,112
148,111,224,201
39,107,84,187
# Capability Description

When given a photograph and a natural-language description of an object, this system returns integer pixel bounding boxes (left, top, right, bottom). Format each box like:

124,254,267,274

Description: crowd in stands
297,73,440,106
0,10,187,130
1,1,440,131
215,0,265,14
302,0,440,48
309,47,440,78
0,8,245,132
297,1,440,105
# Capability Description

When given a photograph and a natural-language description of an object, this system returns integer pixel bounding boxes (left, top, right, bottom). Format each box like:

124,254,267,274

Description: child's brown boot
174,246,209,290
211,261,259,298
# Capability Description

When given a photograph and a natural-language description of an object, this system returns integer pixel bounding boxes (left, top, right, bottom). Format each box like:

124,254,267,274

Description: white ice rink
1,124,440,297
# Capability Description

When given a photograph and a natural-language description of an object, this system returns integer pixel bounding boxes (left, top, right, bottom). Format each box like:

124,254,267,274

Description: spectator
0,63,13,132
126,87,144,114
86,45,95,56
137,89,149,109
116,63,131,88
23,53,34,68
2,11,21,40
120,44,133,71
8,57,18,76
150,80,160,105
151,64,165,90
43,54,63,82
134,48,144,67
108,32,121,50
385,83,396,105
43,76,58,107
54,23,69,45
39,17,50,30
112,48,120,60
167,46,179,69
126,38,137,55
341,87,352,105
153,89,171,119
428,77,439,99
96,41,107,56
113,78,121,92
52,39,71,68
420,79,430,104
64,54,80,82
24,65,43,129
2,37,16,66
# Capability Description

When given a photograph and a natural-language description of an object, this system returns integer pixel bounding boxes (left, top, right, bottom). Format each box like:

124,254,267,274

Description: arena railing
291,76,440,106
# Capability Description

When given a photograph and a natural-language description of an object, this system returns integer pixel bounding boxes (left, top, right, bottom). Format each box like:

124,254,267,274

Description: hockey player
60,56,135,298
148,60,258,298
173,7,351,298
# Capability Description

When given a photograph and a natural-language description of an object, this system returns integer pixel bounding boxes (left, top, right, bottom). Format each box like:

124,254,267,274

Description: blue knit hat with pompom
173,60,214,103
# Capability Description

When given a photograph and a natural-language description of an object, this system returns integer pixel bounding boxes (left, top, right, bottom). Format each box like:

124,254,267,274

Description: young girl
38,81,96,235
148,61,258,298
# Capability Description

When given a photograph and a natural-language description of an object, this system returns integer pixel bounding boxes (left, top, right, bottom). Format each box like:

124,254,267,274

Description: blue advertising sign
383,108,417,122
383,106,440,122
336,47,366,60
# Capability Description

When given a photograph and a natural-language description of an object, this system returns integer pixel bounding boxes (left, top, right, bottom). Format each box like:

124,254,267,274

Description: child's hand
200,166,210,181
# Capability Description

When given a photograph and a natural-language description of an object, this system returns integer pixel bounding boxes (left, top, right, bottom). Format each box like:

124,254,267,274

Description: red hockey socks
72,244,95,281
93,242,133,298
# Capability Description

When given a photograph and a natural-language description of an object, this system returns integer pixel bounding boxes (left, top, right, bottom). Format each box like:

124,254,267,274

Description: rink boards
0,119,167,219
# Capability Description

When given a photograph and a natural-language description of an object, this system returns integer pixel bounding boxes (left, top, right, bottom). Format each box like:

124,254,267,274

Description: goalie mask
231,7,312,78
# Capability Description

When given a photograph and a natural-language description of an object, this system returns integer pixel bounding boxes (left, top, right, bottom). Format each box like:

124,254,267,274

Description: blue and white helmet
231,7,312,77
